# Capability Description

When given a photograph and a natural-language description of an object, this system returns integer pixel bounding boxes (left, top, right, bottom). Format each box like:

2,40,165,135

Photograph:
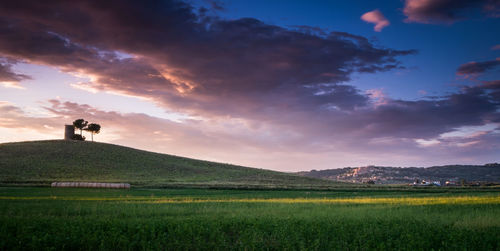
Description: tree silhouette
73,119,88,136
71,134,86,141
85,123,101,142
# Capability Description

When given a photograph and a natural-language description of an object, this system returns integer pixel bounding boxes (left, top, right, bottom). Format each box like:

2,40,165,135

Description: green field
2,141,499,249
1,187,499,250
0,140,337,188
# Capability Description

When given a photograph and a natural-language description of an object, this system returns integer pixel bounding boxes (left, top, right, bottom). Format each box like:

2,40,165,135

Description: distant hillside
297,164,500,184
0,140,340,188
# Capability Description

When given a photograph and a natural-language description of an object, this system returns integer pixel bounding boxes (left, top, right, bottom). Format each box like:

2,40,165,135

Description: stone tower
64,125,75,140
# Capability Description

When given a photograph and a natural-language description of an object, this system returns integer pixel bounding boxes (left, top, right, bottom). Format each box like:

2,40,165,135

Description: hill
297,164,500,185
0,140,339,188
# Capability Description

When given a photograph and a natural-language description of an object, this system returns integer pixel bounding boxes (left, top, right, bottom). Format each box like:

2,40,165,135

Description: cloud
0,100,375,170
483,80,500,89
481,80,500,103
0,0,499,168
456,58,500,76
403,0,500,24
0,1,415,121
361,10,390,32
206,0,225,11
357,86,499,139
0,58,31,88
0,99,250,156
417,123,500,154
0,1,495,140
492,44,500,50
3,99,499,170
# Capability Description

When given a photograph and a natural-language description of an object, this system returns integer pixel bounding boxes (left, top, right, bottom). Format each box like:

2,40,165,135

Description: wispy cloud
456,58,500,78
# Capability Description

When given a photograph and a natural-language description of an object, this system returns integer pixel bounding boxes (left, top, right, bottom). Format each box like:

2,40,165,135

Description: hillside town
298,164,500,185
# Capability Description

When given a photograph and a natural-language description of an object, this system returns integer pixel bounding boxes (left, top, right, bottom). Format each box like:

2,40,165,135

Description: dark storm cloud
356,86,499,138
0,59,30,82
483,80,500,89
0,15,177,95
0,0,498,145
481,80,500,105
404,0,500,23
455,60,500,113
205,0,225,11
457,59,500,75
0,0,414,114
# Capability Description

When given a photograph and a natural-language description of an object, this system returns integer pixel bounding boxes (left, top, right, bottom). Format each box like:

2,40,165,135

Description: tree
85,123,101,142
460,178,466,187
73,119,88,136
71,134,86,141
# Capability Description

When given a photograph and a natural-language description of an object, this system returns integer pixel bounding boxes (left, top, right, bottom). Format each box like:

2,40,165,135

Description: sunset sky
0,0,499,171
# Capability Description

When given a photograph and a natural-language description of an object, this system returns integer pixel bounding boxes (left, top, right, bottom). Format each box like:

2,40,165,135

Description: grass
2,140,499,249
0,140,338,188
1,187,499,250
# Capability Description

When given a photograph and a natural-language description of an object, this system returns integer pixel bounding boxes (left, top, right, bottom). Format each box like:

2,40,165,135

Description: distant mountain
297,164,500,184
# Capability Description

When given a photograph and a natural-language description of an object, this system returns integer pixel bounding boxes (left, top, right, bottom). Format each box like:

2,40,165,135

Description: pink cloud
403,0,498,24
492,44,500,50
418,90,427,95
361,10,390,32
2,99,500,170
366,88,389,106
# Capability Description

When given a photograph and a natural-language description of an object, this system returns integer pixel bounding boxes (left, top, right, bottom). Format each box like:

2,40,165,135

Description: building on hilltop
64,125,75,140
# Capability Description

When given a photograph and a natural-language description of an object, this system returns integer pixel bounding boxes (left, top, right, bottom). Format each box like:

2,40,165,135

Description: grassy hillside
0,140,338,188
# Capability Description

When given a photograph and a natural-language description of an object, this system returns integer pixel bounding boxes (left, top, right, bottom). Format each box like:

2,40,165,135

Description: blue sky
195,0,500,99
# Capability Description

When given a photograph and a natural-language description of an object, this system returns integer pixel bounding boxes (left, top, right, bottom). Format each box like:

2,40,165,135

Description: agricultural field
1,187,499,250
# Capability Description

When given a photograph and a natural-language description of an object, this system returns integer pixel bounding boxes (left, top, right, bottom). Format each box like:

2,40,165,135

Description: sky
0,0,499,171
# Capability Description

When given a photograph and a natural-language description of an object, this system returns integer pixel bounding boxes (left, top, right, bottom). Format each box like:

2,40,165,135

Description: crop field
1,187,499,250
